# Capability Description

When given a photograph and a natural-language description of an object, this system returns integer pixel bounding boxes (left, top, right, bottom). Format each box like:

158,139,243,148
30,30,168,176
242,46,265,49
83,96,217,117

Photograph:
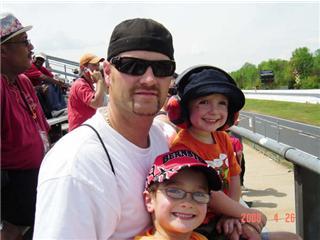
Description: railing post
294,164,320,239
294,165,303,237
276,120,279,142
64,65,67,80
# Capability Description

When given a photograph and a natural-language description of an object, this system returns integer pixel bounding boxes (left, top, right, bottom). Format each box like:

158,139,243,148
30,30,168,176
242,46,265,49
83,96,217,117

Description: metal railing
43,54,79,84
239,113,320,157
230,125,320,239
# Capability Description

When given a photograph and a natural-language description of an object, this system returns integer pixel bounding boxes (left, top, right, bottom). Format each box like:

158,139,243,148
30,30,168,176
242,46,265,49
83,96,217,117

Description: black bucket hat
177,65,245,113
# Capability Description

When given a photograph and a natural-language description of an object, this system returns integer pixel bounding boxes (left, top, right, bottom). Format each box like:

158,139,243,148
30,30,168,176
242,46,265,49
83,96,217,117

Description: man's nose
29,42,34,50
140,67,156,85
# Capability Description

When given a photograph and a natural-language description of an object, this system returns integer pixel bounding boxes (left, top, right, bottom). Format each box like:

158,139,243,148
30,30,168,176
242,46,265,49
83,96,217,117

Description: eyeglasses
160,187,210,204
4,39,31,47
110,56,176,77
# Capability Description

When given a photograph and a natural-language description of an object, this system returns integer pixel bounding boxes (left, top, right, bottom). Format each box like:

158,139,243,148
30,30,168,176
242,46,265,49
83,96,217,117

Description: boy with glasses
134,150,222,240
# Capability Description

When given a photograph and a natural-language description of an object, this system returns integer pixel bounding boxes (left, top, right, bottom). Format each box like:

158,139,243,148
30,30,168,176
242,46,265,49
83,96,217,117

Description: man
24,52,68,118
33,18,175,239
67,53,107,131
1,13,50,239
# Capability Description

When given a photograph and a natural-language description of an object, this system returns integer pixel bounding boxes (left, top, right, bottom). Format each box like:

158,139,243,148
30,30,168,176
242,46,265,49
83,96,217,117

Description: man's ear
103,61,111,86
143,190,155,213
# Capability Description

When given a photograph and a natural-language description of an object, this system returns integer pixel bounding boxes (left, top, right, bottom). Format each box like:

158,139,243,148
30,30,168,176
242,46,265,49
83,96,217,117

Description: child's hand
216,216,242,235
240,223,262,240
241,209,266,233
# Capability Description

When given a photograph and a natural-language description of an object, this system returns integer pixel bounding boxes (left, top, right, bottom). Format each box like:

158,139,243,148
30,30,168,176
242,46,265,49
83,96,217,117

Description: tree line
230,47,320,89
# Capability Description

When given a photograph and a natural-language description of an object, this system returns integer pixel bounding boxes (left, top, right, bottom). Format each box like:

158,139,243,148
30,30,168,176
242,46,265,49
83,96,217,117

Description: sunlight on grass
243,99,320,126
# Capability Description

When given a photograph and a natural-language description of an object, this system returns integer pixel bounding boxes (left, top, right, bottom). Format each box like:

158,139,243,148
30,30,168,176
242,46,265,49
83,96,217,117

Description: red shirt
24,63,54,86
230,135,243,153
67,77,96,131
1,74,50,169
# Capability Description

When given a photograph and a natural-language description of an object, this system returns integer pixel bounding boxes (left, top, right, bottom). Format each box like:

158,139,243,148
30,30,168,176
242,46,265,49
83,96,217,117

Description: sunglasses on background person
110,56,176,77
3,39,31,47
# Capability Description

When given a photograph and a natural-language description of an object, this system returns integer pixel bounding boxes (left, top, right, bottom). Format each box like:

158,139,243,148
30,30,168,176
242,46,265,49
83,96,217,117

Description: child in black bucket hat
169,65,244,201
167,65,302,240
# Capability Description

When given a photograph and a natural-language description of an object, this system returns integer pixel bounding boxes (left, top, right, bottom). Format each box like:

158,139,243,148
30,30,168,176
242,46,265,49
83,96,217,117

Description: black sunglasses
159,187,210,204
110,56,176,77
4,39,31,47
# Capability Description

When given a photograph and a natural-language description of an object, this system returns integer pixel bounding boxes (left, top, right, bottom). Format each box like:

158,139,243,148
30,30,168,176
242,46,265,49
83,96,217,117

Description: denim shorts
261,232,269,240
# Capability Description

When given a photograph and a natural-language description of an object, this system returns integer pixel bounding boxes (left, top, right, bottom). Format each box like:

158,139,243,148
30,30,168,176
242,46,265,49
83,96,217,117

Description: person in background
229,118,246,188
33,18,175,239
67,53,106,131
135,150,222,240
24,52,68,118
155,72,179,144
1,12,50,240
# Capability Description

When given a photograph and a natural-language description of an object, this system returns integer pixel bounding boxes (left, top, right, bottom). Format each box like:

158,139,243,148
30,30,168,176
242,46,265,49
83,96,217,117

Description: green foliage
230,47,319,89
230,63,259,89
290,47,313,79
300,76,320,89
312,48,320,76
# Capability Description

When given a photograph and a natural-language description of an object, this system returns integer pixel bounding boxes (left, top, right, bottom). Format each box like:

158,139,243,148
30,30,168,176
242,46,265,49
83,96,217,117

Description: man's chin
132,102,160,116
133,109,159,116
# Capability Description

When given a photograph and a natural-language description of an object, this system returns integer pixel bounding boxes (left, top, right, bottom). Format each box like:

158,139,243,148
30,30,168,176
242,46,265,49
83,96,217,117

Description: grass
242,99,320,126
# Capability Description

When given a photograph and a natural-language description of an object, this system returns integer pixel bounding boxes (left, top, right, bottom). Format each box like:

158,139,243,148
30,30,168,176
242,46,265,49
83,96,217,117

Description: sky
2,0,319,73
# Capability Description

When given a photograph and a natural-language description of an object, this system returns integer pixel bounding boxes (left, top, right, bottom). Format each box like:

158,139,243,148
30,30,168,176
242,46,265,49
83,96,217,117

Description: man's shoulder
39,126,106,180
71,78,91,88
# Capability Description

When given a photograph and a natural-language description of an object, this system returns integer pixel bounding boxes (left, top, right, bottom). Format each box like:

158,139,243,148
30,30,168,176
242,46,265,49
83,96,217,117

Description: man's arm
88,71,107,109
39,74,69,88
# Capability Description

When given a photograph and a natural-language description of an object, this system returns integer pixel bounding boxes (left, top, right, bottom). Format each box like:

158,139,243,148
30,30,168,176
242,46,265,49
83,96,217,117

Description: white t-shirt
34,107,169,240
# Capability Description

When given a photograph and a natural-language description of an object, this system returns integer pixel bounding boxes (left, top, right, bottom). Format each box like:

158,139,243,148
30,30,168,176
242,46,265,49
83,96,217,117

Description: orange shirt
134,228,207,240
171,129,241,193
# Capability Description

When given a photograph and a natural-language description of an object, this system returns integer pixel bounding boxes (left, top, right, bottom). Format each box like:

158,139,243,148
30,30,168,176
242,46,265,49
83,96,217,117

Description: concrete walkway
241,143,297,233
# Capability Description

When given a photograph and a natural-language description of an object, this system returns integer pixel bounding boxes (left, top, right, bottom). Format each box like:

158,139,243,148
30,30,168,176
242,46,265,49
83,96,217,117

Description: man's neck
2,72,18,85
106,106,154,148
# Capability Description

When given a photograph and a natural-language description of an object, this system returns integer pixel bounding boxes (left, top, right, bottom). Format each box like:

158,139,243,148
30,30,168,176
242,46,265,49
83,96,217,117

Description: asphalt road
239,111,320,157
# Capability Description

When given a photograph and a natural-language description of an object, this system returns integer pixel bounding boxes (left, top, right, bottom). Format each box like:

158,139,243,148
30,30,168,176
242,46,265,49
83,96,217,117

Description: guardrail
230,125,320,239
243,89,320,104
239,113,320,157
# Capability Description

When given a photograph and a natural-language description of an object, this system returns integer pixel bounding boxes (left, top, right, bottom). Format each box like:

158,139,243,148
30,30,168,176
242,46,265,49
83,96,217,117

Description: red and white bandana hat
146,150,222,191
0,13,32,44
